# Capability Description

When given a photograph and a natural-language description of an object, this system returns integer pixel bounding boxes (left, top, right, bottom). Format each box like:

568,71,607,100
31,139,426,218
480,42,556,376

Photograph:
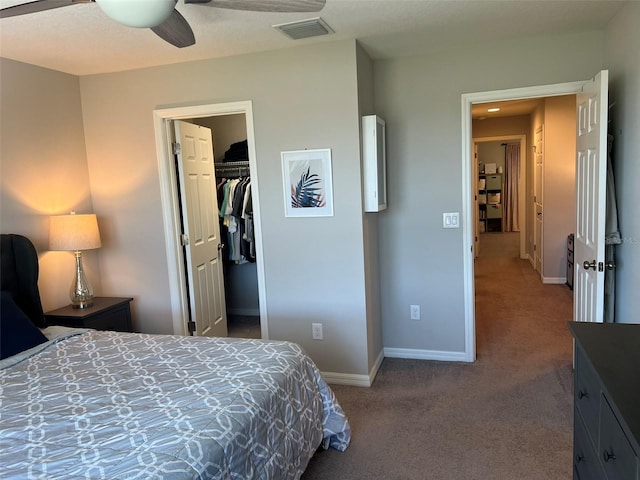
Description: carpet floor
302,232,575,480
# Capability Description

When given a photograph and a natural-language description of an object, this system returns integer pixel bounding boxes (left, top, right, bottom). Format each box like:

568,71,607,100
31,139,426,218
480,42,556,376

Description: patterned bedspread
0,329,350,479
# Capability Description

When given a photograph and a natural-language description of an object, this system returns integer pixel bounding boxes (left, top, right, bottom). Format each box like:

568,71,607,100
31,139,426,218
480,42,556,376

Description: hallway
474,231,574,362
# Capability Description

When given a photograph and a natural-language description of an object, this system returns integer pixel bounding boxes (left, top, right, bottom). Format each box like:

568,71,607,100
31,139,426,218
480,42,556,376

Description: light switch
443,212,460,229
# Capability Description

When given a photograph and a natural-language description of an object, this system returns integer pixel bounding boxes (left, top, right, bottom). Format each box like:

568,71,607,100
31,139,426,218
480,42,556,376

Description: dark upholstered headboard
0,234,46,328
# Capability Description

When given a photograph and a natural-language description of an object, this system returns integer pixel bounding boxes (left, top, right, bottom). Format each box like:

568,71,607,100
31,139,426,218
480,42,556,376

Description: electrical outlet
312,323,323,340
410,304,421,320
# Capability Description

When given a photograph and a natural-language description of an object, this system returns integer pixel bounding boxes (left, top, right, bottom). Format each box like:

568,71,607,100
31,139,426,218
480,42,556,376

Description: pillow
1,291,48,360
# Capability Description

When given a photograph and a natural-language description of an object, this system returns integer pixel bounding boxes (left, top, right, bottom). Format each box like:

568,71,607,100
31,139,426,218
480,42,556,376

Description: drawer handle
603,450,616,462
578,390,588,399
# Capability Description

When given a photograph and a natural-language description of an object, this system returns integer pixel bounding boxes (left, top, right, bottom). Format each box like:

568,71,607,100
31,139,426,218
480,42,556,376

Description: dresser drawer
575,347,601,443
574,410,606,480
599,395,639,480
569,323,640,480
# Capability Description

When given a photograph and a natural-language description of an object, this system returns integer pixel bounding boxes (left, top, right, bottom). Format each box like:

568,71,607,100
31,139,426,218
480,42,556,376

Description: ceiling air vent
273,17,334,40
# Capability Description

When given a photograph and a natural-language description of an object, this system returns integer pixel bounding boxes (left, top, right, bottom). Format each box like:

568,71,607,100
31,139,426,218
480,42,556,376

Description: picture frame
281,148,333,217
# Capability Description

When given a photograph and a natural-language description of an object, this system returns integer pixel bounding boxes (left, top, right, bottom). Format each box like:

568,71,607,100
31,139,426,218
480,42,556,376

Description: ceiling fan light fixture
95,0,177,28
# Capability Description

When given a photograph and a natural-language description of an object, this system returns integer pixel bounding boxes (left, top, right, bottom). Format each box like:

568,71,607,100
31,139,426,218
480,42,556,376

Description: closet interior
192,113,261,339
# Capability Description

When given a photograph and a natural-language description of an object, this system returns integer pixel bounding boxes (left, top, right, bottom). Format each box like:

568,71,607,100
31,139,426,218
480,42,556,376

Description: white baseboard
321,348,385,388
384,347,467,362
542,276,567,285
321,348,467,387
321,372,372,387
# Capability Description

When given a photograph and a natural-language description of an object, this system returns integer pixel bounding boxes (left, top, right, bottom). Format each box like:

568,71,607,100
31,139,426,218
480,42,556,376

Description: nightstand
45,297,134,332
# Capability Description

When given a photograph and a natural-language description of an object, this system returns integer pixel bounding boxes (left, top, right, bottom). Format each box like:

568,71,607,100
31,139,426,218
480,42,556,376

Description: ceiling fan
0,0,326,48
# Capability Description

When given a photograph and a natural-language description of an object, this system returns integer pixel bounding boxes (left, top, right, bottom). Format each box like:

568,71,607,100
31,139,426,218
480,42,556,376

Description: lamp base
70,251,94,309
72,299,94,309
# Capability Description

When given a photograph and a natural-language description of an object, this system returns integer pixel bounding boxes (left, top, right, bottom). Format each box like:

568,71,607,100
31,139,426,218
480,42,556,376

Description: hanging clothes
216,176,255,264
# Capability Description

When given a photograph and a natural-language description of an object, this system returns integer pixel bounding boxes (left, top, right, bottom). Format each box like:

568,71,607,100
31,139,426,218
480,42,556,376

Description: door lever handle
583,260,597,271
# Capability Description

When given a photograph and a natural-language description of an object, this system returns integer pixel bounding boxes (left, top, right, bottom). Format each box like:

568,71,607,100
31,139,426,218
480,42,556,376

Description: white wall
374,30,605,353
605,1,640,323
0,58,101,312
78,40,373,376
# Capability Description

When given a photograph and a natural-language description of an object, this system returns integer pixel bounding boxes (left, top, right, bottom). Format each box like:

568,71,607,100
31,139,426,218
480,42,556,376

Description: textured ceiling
0,0,628,76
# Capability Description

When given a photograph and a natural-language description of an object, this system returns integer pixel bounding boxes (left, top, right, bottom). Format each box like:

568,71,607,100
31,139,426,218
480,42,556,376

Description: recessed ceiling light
487,108,500,113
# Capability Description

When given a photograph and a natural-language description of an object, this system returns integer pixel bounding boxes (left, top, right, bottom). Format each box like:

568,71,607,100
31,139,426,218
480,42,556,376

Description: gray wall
78,40,373,375
0,58,102,311
2,2,638,382
356,42,384,371
606,1,640,323
374,30,606,353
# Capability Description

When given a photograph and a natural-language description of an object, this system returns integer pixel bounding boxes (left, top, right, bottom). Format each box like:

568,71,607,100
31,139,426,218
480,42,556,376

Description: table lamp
49,212,102,309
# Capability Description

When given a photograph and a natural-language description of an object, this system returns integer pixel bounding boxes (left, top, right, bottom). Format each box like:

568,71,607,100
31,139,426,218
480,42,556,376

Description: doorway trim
461,80,587,362
153,100,268,339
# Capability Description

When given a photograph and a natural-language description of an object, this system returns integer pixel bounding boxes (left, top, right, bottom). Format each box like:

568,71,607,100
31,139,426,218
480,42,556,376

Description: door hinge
187,320,196,334
180,234,189,246
172,142,181,155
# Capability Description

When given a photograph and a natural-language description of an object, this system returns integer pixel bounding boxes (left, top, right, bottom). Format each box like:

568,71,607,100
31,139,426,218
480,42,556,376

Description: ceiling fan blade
0,0,89,19
150,8,195,48
185,0,326,13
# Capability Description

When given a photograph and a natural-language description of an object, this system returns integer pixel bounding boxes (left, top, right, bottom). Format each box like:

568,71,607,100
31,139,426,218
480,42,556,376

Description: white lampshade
95,0,177,28
50,213,102,252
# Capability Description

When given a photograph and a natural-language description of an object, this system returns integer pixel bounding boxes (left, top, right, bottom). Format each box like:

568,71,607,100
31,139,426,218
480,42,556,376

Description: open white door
574,70,608,323
174,120,228,337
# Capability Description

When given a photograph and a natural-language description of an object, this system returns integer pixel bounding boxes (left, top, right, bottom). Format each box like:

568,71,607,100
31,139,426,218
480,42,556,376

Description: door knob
606,262,616,270
583,260,597,270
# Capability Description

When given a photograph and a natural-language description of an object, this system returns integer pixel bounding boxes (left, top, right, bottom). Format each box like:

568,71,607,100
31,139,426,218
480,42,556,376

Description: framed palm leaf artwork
282,148,334,217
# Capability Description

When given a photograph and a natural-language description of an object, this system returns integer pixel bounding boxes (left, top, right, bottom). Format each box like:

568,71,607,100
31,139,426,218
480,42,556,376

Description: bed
0,234,350,479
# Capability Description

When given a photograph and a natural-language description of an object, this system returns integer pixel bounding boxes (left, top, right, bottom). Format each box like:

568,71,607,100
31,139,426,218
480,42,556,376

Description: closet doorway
191,114,261,339
153,101,268,340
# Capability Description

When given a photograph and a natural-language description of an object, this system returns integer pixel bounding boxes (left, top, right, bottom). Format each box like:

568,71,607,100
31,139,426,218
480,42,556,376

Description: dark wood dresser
568,322,640,480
